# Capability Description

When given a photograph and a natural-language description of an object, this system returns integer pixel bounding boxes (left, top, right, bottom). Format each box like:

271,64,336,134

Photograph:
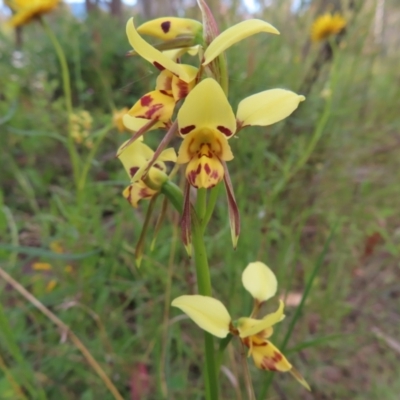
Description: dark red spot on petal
140,95,153,107
153,61,165,71
204,163,211,175
129,167,139,177
196,163,202,174
217,125,233,136
176,80,189,100
153,163,163,171
180,125,195,135
161,21,171,33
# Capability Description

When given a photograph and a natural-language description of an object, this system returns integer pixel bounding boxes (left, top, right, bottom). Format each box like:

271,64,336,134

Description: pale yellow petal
237,89,305,128
177,78,236,138
237,300,285,338
203,19,279,66
242,261,277,302
172,295,231,338
126,18,197,83
137,17,202,41
158,147,177,163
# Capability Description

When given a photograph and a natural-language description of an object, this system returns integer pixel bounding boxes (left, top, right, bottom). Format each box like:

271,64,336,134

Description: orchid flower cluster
117,6,305,251
117,0,308,396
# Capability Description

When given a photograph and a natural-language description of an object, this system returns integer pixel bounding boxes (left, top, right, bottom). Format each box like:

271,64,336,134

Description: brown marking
180,125,195,135
204,163,211,175
129,167,139,177
140,94,153,107
144,104,164,119
272,351,283,363
261,357,278,371
153,163,163,171
196,163,202,174
188,170,198,187
159,90,173,96
161,21,171,33
153,61,165,71
176,80,189,99
217,125,232,136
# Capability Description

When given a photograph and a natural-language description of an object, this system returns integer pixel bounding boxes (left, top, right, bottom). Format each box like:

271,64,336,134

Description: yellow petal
177,78,236,138
237,89,305,128
171,295,231,338
250,339,292,372
155,70,173,92
242,261,277,302
128,90,175,123
158,147,177,163
117,140,154,179
122,182,157,208
137,17,202,41
237,300,284,338
126,18,198,83
162,45,200,60
203,19,279,66
290,367,311,391
171,67,198,100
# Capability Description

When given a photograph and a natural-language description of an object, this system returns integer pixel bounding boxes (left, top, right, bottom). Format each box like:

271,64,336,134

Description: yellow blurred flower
70,110,93,148
172,262,310,390
112,108,129,133
311,13,346,42
5,0,59,28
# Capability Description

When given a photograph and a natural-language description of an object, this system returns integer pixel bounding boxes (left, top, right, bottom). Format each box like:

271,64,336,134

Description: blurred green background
1,0,400,399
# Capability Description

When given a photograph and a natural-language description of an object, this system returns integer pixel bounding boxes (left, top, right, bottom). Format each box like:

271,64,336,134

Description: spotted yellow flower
176,78,304,247
117,138,176,208
172,262,310,390
311,13,346,42
5,0,59,28
177,78,304,188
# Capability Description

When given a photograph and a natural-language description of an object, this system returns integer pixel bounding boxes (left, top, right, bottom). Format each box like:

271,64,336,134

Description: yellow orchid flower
137,17,202,41
117,138,176,208
172,261,310,390
177,78,305,189
5,0,59,27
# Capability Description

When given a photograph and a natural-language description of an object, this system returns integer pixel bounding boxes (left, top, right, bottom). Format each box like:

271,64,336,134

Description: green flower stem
41,17,80,189
202,182,221,230
196,188,207,223
161,182,218,399
192,217,218,400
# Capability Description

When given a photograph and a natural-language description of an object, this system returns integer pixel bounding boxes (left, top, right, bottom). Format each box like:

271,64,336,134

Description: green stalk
192,215,218,400
41,18,80,189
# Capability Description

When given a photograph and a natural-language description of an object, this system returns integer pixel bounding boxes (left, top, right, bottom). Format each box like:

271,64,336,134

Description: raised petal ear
237,89,305,128
242,262,277,302
137,17,202,41
126,18,198,83
172,295,231,338
117,140,153,179
177,78,236,138
203,19,279,66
